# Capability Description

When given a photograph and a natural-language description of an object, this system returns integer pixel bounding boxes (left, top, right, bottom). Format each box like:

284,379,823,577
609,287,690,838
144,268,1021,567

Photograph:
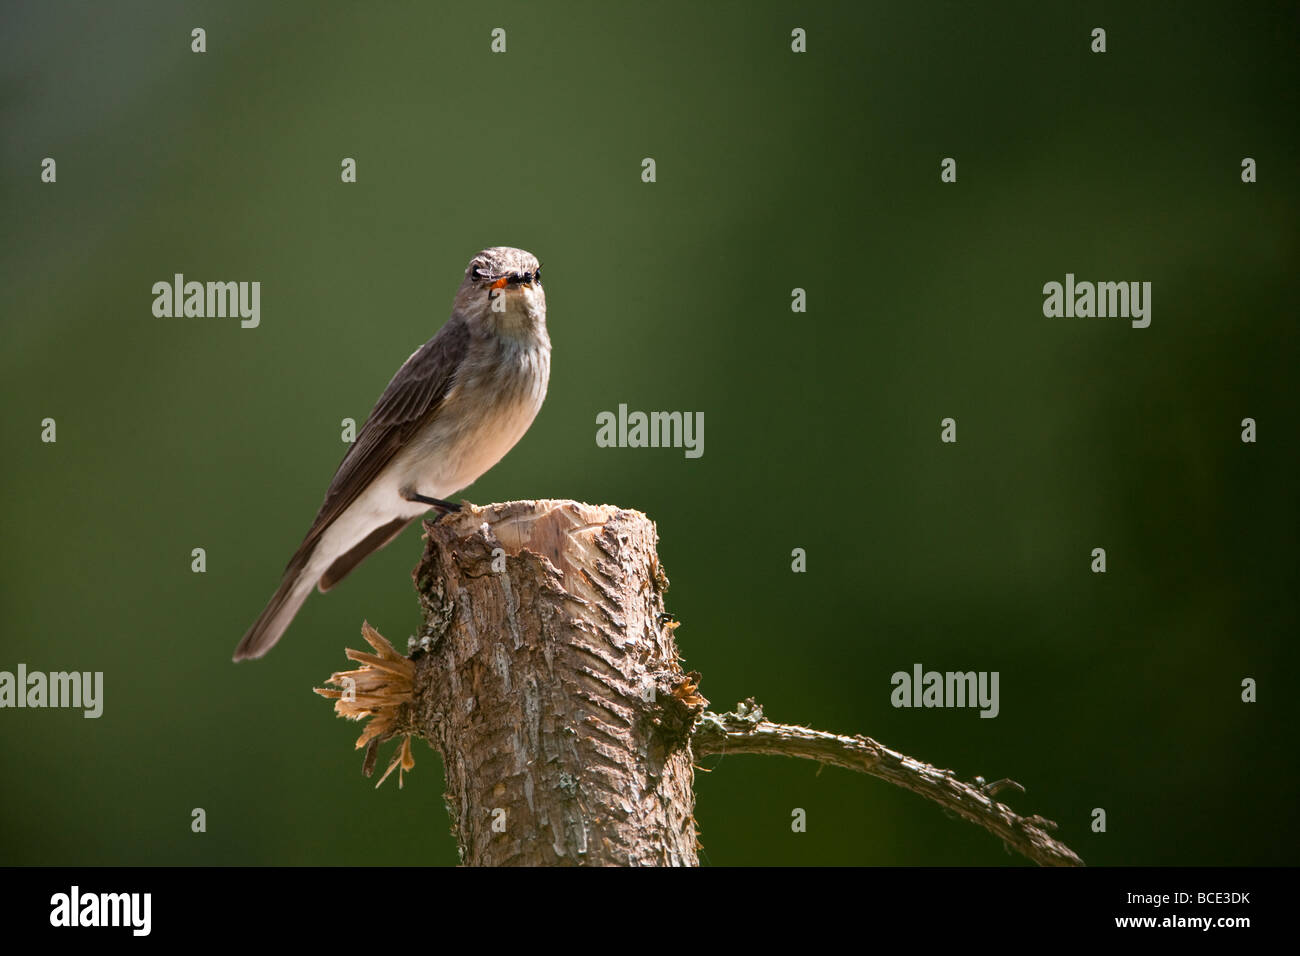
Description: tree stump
409,499,703,866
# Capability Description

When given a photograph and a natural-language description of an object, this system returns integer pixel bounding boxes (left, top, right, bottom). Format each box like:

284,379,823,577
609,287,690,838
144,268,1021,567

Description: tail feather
233,566,317,661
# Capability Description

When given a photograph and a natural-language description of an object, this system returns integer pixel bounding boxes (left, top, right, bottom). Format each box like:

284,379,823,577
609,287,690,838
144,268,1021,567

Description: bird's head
454,246,546,338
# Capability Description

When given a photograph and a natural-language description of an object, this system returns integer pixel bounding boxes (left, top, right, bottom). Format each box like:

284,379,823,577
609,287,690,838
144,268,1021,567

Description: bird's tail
233,561,317,661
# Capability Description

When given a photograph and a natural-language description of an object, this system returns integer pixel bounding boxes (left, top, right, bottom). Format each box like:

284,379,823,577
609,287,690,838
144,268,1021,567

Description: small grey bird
234,247,549,660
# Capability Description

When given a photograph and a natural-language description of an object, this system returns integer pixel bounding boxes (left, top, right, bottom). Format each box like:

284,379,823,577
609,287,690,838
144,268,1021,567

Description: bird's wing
286,317,472,574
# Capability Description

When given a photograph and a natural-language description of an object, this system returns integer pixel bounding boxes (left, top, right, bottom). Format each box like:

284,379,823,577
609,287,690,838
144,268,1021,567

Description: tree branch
692,700,1084,867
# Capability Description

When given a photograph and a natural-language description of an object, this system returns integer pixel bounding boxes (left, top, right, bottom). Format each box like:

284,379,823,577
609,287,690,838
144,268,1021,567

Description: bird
233,246,550,660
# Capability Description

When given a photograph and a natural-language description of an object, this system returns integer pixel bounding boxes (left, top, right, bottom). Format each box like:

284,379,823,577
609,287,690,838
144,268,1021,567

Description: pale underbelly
311,390,545,569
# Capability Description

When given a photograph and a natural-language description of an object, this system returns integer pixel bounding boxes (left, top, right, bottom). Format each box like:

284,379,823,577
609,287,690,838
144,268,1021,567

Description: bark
408,499,702,866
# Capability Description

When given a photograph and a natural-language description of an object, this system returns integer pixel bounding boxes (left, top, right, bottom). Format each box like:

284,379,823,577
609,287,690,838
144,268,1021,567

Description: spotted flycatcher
234,246,550,660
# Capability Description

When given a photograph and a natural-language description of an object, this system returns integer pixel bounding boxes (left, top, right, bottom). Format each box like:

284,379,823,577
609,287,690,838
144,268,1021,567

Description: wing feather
285,317,471,574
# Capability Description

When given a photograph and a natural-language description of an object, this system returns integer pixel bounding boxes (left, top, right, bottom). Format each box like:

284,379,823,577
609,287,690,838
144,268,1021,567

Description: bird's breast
400,341,550,499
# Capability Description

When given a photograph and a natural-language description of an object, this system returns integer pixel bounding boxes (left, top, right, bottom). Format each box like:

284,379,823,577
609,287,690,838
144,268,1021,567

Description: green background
2,1,1296,866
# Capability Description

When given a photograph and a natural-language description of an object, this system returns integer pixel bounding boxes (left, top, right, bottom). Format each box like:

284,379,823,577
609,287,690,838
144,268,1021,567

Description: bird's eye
534,267,542,283
470,266,487,281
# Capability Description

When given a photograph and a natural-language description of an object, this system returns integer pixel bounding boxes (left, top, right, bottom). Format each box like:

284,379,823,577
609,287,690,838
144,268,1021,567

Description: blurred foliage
1,1,1296,865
